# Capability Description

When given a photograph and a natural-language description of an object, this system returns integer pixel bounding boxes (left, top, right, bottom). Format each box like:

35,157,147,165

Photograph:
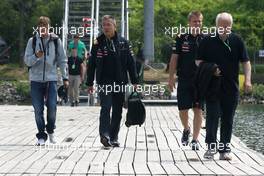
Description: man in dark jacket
196,12,252,160
86,15,138,147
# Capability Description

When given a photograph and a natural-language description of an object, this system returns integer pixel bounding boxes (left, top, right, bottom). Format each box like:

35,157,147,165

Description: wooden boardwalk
0,105,263,175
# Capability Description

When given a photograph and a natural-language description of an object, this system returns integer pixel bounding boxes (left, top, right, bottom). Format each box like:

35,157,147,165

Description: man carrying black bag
86,15,138,147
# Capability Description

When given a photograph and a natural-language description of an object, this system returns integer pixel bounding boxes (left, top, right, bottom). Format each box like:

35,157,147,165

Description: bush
252,84,264,100
15,81,30,98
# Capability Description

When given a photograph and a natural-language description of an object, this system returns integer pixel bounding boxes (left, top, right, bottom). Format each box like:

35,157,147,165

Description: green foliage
252,84,264,100
15,81,30,98
129,0,264,62
0,0,64,63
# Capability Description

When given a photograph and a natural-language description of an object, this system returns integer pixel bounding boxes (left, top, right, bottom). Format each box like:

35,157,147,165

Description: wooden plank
215,160,247,175
40,161,63,174
233,163,262,175
104,162,119,175
26,151,60,174
88,162,104,174
161,163,182,175
72,151,97,174
147,162,167,175
160,150,174,163
154,127,169,150
134,150,147,163
119,163,135,175
133,163,151,175
125,127,136,149
106,147,123,163
136,127,147,150
189,163,215,175
250,164,264,174
184,150,201,162
145,127,158,151
172,151,187,162
161,127,181,151
147,150,160,162
175,163,198,175
204,162,231,175
119,149,135,164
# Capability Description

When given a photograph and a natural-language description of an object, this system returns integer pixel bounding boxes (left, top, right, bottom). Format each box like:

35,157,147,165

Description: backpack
28,35,58,71
125,91,146,127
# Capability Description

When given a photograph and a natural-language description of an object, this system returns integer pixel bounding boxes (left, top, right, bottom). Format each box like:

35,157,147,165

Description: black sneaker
190,139,199,151
71,102,74,107
75,101,79,106
181,128,190,146
100,135,112,147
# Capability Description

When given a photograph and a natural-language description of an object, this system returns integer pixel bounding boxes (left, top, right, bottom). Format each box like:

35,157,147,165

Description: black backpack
125,92,146,127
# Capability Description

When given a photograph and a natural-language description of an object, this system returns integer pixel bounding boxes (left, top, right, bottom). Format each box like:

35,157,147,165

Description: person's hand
168,78,175,92
244,81,252,94
80,76,84,83
87,86,94,94
63,80,69,88
133,84,138,91
35,50,44,58
214,68,221,76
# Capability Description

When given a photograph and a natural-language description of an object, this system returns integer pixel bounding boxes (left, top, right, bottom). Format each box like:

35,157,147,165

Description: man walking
196,12,252,160
68,48,85,106
24,16,69,145
168,11,204,150
86,15,138,147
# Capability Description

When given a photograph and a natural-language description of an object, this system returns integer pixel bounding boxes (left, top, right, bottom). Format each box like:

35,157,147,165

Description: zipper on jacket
41,38,46,81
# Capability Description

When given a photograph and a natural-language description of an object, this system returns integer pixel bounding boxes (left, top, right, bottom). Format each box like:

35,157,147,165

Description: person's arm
168,35,181,92
80,62,85,82
86,44,97,86
242,61,252,93
238,35,252,93
127,42,139,85
168,53,178,92
56,38,69,87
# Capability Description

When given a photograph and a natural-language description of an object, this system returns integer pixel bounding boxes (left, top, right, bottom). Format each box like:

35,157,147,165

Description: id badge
72,64,75,69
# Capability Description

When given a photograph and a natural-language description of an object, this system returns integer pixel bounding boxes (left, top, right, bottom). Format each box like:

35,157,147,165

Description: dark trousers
99,91,125,141
205,94,238,153
30,81,57,140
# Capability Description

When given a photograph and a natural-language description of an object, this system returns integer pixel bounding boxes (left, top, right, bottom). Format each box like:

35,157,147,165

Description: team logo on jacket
97,49,103,58
182,41,190,52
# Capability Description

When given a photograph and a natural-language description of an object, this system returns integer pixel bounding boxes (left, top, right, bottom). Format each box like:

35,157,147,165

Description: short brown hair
188,11,203,21
38,16,50,26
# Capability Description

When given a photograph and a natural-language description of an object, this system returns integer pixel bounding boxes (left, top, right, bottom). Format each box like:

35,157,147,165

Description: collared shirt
172,34,204,80
197,33,249,94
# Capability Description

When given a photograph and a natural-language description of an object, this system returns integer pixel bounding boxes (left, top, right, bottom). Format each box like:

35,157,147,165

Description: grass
143,68,169,83
0,64,28,81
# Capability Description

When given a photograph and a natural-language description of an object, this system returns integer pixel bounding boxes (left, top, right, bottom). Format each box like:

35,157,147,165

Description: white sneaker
48,133,56,144
36,139,45,146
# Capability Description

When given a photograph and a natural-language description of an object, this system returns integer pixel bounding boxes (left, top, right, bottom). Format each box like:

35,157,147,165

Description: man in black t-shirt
68,48,84,106
168,11,204,151
196,12,252,160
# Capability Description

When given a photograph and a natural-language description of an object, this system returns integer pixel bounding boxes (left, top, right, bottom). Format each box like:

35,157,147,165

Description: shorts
177,80,204,110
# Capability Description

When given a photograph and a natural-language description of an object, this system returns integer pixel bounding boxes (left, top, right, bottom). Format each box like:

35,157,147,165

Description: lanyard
222,39,231,52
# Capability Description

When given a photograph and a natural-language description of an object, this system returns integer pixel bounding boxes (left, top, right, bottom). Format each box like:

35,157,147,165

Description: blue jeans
99,91,124,141
31,81,57,140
